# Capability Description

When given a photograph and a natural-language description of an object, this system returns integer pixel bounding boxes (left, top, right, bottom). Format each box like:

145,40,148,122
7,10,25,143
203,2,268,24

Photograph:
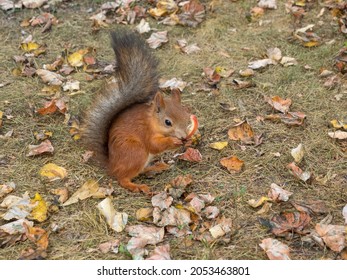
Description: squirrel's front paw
172,137,183,146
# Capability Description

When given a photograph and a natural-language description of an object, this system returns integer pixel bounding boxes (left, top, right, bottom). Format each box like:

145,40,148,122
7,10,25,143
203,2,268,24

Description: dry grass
0,0,346,260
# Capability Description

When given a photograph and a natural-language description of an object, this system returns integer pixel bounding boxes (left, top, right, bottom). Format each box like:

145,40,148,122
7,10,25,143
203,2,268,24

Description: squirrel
82,31,198,194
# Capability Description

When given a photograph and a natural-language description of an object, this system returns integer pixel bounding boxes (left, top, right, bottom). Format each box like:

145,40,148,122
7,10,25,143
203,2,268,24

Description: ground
0,0,346,260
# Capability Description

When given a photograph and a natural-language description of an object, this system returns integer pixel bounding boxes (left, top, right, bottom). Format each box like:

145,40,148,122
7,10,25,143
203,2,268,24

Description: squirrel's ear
171,88,181,103
154,92,165,112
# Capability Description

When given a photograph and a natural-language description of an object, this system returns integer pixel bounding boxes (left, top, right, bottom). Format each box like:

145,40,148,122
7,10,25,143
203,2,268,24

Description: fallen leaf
257,202,272,215
328,130,347,140
248,196,271,208
248,58,274,70
291,200,329,215
1,193,33,220
259,238,290,260
220,156,244,173
37,98,67,115
22,0,46,9
330,119,347,130
24,224,49,250
261,211,311,237
228,121,254,144
258,0,277,10
265,111,306,126
287,162,311,182
239,68,255,77
19,247,47,260
146,244,171,260
0,182,16,199
159,77,187,91
151,192,173,210
209,141,228,151
267,47,282,62
36,69,64,86
199,193,215,204
0,219,33,235
188,196,205,214
264,95,292,113
135,18,151,34
203,67,221,85
176,0,206,28
176,39,201,54
50,188,69,204
148,0,178,18
136,208,153,222
33,130,52,141
280,56,298,67
63,179,105,206
203,206,220,219
209,216,232,239
170,174,193,188
98,240,120,254
27,139,54,156
67,49,89,67
146,31,169,49
268,183,293,202
178,148,202,162
62,79,80,92
315,224,346,252
231,79,255,89
126,225,165,259
154,206,191,227
30,193,48,222
97,197,128,232
291,143,304,163
39,163,67,181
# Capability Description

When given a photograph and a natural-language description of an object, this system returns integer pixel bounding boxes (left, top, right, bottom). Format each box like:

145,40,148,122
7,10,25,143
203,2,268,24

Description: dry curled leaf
39,163,67,181
259,238,290,260
136,208,153,222
146,31,168,49
0,182,16,199
248,196,271,208
171,174,193,188
151,192,173,210
268,183,293,202
328,130,347,140
265,95,292,113
178,148,202,162
27,139,54,157
228,121,254,144
98,240,120,254
287,162,311,182
291,143,304,163
315,224,346,252
50,188,69,204
146,244,171,260
220,156,244,173
37,98,67,115
291,200,328,215
97,197,128,232
36,69,64,86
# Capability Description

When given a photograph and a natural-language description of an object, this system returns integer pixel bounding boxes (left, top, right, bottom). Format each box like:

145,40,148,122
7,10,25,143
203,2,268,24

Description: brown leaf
287,162,311,182
228,121,254,144
178,148,202,162
36,69,64,86
98,240,120,254
264,95,292,113
259,238,290,260
203,67,221,85
263,211,311,237
146,244,171,260
154,206,191,227
27,139,54,156
268,183,293,202
37,98,67,115
146,31,168,49
291,200,329,215
203,206,220,219
50,188,69,204
220,156,244,173
136,208,153,222
177,0,205,28
171,174,193,188
151,192,173,210
24,224,49,250
315,224,346,252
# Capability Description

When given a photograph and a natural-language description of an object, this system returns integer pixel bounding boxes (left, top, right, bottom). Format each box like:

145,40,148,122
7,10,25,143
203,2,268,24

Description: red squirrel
83,31,198,194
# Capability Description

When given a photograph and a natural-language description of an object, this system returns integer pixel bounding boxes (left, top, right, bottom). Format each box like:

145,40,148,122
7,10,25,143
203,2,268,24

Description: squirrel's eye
165,119,172,126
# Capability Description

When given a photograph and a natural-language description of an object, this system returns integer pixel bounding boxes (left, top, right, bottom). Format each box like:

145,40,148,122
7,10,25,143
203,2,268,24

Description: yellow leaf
303,41,319,48
21,42,40,52
247,196,271,208
68,51,85,67
63,179,104,206
330,119,347,130
209,141,228,150
30,193,48,222
39,163,67,181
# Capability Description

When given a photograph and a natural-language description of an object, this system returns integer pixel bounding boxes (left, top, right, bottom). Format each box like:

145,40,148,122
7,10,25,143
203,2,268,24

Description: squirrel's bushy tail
82,31,159,163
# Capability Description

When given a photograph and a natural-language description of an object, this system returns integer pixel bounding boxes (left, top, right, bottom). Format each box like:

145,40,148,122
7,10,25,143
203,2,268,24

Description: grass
0,0,346,260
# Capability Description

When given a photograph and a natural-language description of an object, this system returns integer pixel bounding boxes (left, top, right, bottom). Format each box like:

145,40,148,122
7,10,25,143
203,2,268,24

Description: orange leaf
228,121,254,143
178,148,202,162
220,156,244,173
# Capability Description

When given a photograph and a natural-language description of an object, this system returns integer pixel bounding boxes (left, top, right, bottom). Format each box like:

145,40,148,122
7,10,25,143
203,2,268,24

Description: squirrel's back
82,31,159,163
